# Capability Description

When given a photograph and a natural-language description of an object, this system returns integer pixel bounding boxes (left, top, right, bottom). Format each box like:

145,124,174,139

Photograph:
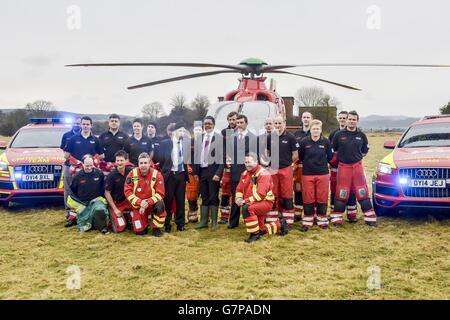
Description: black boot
280,218,289,236
300,225,309,232
366,221,377,227
348,217,358,223
152,229,163,237
245,233,261,243
210,206,219,231
64,220,76,228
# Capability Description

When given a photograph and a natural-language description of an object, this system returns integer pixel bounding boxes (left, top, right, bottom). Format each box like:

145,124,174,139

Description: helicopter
66,58,450,132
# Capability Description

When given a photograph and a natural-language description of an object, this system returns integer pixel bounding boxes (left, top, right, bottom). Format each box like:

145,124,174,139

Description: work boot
280,218,289,236
195,205,209,229
218,218,228,224
245,233,261,243
64,220,76,228
366,221,377,227
300,225,309,232
152,229,163,237
210,205,219,231
348,217,358,224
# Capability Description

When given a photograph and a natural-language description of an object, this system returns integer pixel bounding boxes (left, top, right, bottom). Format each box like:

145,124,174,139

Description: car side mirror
0,140,7,150
383,139,396,149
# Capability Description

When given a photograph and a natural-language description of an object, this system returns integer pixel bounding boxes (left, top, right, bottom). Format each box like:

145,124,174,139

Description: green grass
0,133,449,300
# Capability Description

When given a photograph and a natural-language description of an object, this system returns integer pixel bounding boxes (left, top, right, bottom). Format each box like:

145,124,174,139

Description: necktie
177,140,183,172
203,135,210,165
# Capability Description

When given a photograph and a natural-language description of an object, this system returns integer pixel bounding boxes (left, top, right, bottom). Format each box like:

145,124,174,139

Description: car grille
15,165,62,190
399,168,450,198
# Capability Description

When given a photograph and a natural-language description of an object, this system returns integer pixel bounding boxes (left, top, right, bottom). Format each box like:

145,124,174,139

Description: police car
372,115,450,214
0,118,71,207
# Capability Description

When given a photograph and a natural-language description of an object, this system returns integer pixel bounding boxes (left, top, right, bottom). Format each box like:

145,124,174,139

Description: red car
372,115,450,214
0,119,70,207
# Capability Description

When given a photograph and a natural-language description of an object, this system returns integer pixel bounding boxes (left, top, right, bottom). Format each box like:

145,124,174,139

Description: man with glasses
193,116,224,230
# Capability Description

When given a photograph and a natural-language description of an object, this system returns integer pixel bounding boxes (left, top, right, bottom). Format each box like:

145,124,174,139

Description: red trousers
301,174,330,205
108,200,133,233
244,200,281,235
220,169,231,220
335,161,369,202
131,205,167,234
272,166,293,199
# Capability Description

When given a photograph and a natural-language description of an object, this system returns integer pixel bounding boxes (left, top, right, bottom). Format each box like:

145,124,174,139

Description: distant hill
359,115,420,130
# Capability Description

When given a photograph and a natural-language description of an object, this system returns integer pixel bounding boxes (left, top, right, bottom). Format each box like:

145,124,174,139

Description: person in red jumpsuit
235,153,289,243
124,152,166,236
298,120,333,231
331,111,377,227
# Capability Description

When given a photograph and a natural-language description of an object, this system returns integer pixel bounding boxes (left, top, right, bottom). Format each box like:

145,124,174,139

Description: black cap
148,121,157,130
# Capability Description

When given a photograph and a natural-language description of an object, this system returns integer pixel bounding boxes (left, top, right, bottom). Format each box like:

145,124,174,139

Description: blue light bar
399,177,408,185
14,173,22,180
30,118,67,124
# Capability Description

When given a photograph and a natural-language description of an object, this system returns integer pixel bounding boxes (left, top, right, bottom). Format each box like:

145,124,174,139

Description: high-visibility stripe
272,222,278,235
149,169,158,197
154,193,162,202
235,192,243,198
303,216,314,222
67,196,86,213
282,212,295,218
246,220,258,227
247,226,259,233
0,191,11,194
152,219,164,228
303,221,314,227
154,214,166,223
248,196,255,203
364,217,377,222
265,223,273,235
132,168,139,194
330,168,338,173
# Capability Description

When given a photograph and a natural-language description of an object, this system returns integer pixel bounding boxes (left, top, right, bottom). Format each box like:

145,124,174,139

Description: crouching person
124,152,166,237
235,153,289,243
66,155,109,234
104,150,134,232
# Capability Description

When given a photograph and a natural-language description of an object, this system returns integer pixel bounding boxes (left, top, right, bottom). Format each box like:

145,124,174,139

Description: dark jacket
193,131,224,178
229,130,258,182
159,137,190,182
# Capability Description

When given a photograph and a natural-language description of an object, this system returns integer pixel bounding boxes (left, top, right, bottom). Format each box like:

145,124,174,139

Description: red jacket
124,167,165,208
236,164,274,205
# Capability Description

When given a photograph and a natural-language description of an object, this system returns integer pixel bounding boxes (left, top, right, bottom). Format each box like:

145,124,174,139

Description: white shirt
201,133,212,168
171,137,184,172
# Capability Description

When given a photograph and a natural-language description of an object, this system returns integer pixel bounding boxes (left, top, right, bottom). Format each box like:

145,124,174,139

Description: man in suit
193,116,224,230
159,121,190,232
228,114,258,228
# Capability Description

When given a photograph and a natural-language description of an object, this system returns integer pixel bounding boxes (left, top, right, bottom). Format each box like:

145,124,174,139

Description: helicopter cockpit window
240,101,277,134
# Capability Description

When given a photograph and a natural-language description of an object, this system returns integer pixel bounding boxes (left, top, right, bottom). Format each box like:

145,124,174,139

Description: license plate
409,179,446,188
22,174,54,182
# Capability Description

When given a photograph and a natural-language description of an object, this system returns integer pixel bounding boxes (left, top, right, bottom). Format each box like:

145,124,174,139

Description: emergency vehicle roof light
29,118,67,124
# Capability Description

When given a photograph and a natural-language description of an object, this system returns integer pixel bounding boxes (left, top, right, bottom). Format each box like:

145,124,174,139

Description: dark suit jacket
229,131,258,182
159,137,190,182
193,131,224,178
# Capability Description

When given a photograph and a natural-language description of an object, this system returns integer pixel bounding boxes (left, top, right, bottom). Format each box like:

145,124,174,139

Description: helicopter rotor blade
66,62,248,72
270,63,450,69
127,70,239,90
270,70,362,91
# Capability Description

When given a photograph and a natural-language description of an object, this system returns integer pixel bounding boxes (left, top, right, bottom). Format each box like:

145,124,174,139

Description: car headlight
377,162,392,175
0,161,8,172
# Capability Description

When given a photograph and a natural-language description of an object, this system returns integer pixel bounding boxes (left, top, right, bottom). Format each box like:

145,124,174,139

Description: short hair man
124,152,166,236
98,114,129,174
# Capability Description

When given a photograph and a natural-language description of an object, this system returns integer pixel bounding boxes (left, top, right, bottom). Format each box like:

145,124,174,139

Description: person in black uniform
63,116,104,227
193,116,224,230
147,121,161,164
298,120,333,231
67,155,109,233
104,150,134,233
218,111,238,224
60,116,81,219
331,111,377,227
159,121,191,232
123,118,153,166
228,114,258,229
98,114,129,174
328,111,357,220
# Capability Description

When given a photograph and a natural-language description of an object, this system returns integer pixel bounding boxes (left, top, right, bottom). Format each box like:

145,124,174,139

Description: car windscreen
10,127,68,148
398,123,450,148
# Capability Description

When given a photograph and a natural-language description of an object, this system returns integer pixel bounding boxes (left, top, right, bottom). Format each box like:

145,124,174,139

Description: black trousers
164,171,186,227
199,168,220,206
229,180,241,227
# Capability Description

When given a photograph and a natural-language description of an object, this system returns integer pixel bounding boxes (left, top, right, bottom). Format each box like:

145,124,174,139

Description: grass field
0,133,449,300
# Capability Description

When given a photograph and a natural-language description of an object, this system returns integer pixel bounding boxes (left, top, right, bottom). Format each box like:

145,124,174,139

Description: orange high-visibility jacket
236,164,275,205
124,167,165,208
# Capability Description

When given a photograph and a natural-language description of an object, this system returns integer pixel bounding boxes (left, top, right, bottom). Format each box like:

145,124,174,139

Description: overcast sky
1,0,449,117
